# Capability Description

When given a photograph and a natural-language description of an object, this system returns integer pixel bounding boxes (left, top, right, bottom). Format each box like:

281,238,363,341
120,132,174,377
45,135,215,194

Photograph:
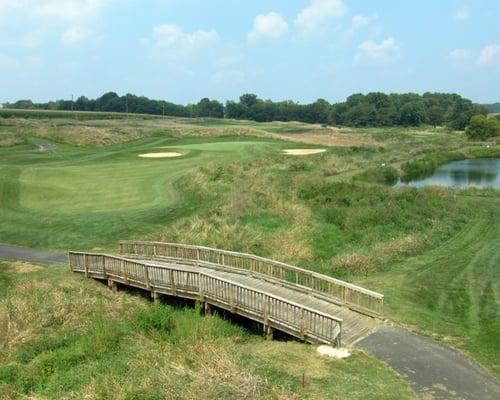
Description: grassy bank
0,262,414,399
358,193,500,378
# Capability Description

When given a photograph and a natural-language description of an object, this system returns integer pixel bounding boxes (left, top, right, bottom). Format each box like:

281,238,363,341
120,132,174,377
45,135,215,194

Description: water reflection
396,158,500,189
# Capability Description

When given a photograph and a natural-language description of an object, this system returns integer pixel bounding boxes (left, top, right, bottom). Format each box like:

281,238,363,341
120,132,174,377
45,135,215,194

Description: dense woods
3,91,489,130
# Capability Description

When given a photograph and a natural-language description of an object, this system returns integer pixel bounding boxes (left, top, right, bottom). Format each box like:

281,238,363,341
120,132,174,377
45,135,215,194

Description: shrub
353,165,399,185
465,115,500,140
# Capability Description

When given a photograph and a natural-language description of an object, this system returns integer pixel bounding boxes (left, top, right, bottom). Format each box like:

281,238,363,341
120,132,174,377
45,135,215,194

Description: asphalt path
357,326,500,399
0,243,67,264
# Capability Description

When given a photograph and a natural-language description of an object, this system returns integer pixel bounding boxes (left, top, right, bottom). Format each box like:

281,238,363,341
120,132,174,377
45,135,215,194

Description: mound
282,149,326,155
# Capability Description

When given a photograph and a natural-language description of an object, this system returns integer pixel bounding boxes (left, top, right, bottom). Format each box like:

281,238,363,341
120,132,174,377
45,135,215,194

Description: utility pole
125,94,129,114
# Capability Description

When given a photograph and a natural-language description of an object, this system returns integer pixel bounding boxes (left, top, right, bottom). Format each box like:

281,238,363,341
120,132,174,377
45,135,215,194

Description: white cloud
0,0,107,23
454,7,469,21
355,37,400,63
478,44,500,65
295,0,347,35
448,48,470,61
35,0,106,23
151,24,219,60
61,26,93,45
0,0,106,46
342,14,376,40
248,12,288,43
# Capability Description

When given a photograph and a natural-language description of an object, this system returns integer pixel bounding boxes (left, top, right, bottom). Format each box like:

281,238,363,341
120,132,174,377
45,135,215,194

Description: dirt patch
138,152,182,158
282,149,326,155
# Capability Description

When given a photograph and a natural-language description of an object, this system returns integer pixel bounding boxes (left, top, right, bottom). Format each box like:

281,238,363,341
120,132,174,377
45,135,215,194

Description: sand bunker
138,152,182,158
282,149,326,155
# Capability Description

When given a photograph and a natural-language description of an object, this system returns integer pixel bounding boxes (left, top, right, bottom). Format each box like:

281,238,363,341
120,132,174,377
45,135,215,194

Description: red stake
301,372,305,389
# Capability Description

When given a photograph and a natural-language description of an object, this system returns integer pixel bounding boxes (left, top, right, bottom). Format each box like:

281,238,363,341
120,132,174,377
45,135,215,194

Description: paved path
0,243,66,264
357,327,500,400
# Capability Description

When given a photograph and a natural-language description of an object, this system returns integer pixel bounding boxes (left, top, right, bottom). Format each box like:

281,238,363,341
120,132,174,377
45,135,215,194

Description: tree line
3,91,489,130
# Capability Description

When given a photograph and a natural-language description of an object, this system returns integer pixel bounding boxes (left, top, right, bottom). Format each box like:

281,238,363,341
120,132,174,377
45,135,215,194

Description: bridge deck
69,251,382,345
142,259,379,345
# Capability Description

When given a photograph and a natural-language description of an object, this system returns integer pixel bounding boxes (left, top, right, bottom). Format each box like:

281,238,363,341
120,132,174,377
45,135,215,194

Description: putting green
0,137,281,249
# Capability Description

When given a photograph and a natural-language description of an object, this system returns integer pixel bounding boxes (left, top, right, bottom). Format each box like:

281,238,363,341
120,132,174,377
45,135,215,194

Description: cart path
0,243,66,264
1,243,499,399
356,327,500,399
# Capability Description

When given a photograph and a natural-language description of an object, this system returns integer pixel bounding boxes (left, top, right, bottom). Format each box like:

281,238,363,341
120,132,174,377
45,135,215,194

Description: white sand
282,149,326,155
138,152,182,158
317,346,351,359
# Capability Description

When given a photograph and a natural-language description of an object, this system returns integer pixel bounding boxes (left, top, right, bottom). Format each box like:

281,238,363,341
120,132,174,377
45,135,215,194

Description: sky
0,0,499,104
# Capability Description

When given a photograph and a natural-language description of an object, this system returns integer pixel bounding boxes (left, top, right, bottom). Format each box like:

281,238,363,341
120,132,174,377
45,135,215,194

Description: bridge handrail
119,241,384,317
68,251,343,345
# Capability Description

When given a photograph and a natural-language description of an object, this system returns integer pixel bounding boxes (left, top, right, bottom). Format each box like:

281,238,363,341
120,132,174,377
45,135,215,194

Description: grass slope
0,262,415,399
359,194,500,378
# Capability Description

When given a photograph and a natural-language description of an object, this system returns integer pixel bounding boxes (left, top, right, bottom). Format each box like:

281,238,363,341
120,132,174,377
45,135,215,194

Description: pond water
396,158,500,189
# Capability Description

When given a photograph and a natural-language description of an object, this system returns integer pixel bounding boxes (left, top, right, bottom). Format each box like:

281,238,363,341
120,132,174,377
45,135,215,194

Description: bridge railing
119,241,384,317
69,251,343,346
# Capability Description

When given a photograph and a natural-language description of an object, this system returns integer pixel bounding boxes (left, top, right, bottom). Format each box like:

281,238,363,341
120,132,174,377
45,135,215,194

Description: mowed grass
0,136,284,250
357,194,500,378
0,262,415,400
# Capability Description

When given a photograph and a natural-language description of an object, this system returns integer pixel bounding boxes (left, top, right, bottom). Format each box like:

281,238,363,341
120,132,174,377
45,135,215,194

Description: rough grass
0,262,414,399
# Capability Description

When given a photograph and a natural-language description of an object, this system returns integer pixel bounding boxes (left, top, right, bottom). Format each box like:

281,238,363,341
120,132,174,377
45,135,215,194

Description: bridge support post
204,302,212,315
264,325,274,341
151,290,159,303
108,279,117,292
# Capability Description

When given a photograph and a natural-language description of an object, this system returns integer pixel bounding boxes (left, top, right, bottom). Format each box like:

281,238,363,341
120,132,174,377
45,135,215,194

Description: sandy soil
282,149,326,155
138,152,182,158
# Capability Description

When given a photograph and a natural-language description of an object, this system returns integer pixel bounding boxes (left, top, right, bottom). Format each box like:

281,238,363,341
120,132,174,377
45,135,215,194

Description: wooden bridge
68,241,384,346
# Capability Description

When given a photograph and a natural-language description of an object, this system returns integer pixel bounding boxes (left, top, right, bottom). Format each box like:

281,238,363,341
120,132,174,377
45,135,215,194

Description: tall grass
0,262,414,399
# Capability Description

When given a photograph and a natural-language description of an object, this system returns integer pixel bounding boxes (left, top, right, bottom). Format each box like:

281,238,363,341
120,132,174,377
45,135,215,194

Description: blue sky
0,0,499,104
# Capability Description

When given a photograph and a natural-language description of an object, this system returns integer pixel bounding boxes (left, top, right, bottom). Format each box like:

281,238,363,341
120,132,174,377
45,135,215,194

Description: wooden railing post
144,265,150,290
102,255,106,276
169,269,176,295
299,309,305,340
84,254,89,278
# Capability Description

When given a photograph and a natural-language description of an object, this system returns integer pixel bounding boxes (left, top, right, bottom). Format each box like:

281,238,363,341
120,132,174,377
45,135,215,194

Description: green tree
400,101,425,126
428,105,444,127
465,115,500,140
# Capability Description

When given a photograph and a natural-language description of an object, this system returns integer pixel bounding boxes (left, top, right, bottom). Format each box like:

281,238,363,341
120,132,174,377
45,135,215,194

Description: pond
396,158,500,189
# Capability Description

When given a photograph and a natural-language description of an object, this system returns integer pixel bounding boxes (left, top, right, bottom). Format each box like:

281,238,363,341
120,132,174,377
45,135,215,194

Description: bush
465,115,500,140
353,165,399,185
